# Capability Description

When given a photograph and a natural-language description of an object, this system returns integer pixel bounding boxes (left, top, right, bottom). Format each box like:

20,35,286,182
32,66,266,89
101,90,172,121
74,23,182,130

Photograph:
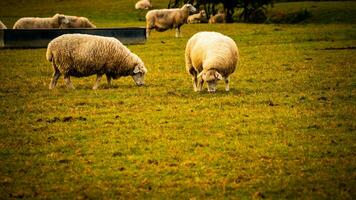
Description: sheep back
146,6,191,31
13,14,67,29
46,34,142,78
185,32,238,76
65,16,96,28
209,13,226,23
187,10,206,24
135,0,152,10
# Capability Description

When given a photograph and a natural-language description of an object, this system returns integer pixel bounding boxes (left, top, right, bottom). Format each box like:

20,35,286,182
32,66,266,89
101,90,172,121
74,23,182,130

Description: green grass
267,1,356,24
0,0,356,199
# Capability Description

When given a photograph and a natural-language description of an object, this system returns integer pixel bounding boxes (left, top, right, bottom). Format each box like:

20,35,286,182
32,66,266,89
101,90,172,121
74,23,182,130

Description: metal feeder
0,27,146,48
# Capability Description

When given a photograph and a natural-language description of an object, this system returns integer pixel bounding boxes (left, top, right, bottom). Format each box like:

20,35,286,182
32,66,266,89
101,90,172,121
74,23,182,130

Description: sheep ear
197,71,204,78
215,72,223,80
133,65,140,74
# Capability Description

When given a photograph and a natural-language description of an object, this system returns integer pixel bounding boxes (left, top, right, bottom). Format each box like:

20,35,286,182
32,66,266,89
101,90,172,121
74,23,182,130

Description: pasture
0,0,355,199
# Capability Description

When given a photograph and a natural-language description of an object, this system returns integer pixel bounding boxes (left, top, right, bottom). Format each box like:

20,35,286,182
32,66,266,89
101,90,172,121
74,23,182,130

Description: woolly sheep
208,12,226,24
46,34,147,90
145,4,196,38
187,10,207,24
185,32,239,93
13,14,69,29
64,15,96,28
0,20,7,29
135,0,153,10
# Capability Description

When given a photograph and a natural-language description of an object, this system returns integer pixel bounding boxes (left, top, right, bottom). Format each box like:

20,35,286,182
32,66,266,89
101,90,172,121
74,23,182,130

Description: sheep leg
64,75,75,89
198,79,204,92
106,74,112,87
175,27,181,37
188,68,198,92
224,77,230,91
192,76,199,92
146,28,151,38
49,69,61,89
93,74,103,90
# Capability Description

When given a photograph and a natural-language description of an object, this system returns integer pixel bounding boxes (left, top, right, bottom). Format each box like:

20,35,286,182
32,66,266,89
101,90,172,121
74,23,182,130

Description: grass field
0,0,355,199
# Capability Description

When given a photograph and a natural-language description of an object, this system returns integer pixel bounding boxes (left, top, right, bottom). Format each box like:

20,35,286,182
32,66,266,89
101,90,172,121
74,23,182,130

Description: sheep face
55,14,70,28
200,10,207,18
199,69,223,93
183,4,197,14
132,64,147,86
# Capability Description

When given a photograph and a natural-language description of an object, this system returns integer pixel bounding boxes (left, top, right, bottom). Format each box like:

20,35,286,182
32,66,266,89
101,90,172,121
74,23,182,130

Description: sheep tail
46,48,53,62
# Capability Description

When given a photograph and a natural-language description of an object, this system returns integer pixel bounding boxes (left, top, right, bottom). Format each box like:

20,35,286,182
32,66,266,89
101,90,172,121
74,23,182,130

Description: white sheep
208,12,226,24
46,34,147,90
0,20,7,29
135,0,153,10
145,4,196,38
185,32,239,92
64,15,96,28
187,10,207,24
13,14,69,29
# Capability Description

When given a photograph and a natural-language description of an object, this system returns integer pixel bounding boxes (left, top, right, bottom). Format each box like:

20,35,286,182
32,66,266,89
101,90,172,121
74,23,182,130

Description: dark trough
0,27,146,48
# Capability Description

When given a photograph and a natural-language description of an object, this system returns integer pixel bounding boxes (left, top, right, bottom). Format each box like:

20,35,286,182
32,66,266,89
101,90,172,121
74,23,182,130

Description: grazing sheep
187,10,207,24
64,15,96,28
145,4,196,38
13,14,69,29
185,32,239,93
46,34,147,90
208,12,226,24
0,20,7,29
135,0,153,10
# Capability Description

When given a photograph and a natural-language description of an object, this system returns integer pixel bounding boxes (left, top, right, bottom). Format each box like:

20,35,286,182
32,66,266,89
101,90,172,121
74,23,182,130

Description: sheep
0,20,7,29
208,12,226,24
185,32,239,93
187,10,207,24
46,34,147,90
13,14,69,29
145,4,196,38
64,15,96,28
135,0,153,10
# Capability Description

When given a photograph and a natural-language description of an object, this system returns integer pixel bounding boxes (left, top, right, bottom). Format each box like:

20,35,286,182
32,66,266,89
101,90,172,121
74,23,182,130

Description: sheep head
200,10,207,18
54,14,70,28
198,69,223,93
182,4,197,14
131,54,147,86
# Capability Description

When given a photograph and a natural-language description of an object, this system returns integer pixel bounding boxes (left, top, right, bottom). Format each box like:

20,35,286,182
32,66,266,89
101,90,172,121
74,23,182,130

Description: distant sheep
185,32,239,92
0,20,6,29
13,14,69,29
64,15,96,28
187,10,207,24
208,12,226,24
146,4,196,38
46,34,147,90
135,0,153,10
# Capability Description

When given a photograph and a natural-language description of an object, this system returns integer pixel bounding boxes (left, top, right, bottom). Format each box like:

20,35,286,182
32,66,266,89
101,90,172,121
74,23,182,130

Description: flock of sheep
0,1,238,93
0,14,96,29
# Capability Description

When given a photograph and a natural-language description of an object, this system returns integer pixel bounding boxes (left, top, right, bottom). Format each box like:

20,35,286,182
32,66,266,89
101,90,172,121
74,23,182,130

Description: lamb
0,20,7,29
208,12,226,24
187,10,207,24
64,15,96,28
145,4,196,38
135,0,153,10
13,14,69,29
46,34,147,90
185,32,239,93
